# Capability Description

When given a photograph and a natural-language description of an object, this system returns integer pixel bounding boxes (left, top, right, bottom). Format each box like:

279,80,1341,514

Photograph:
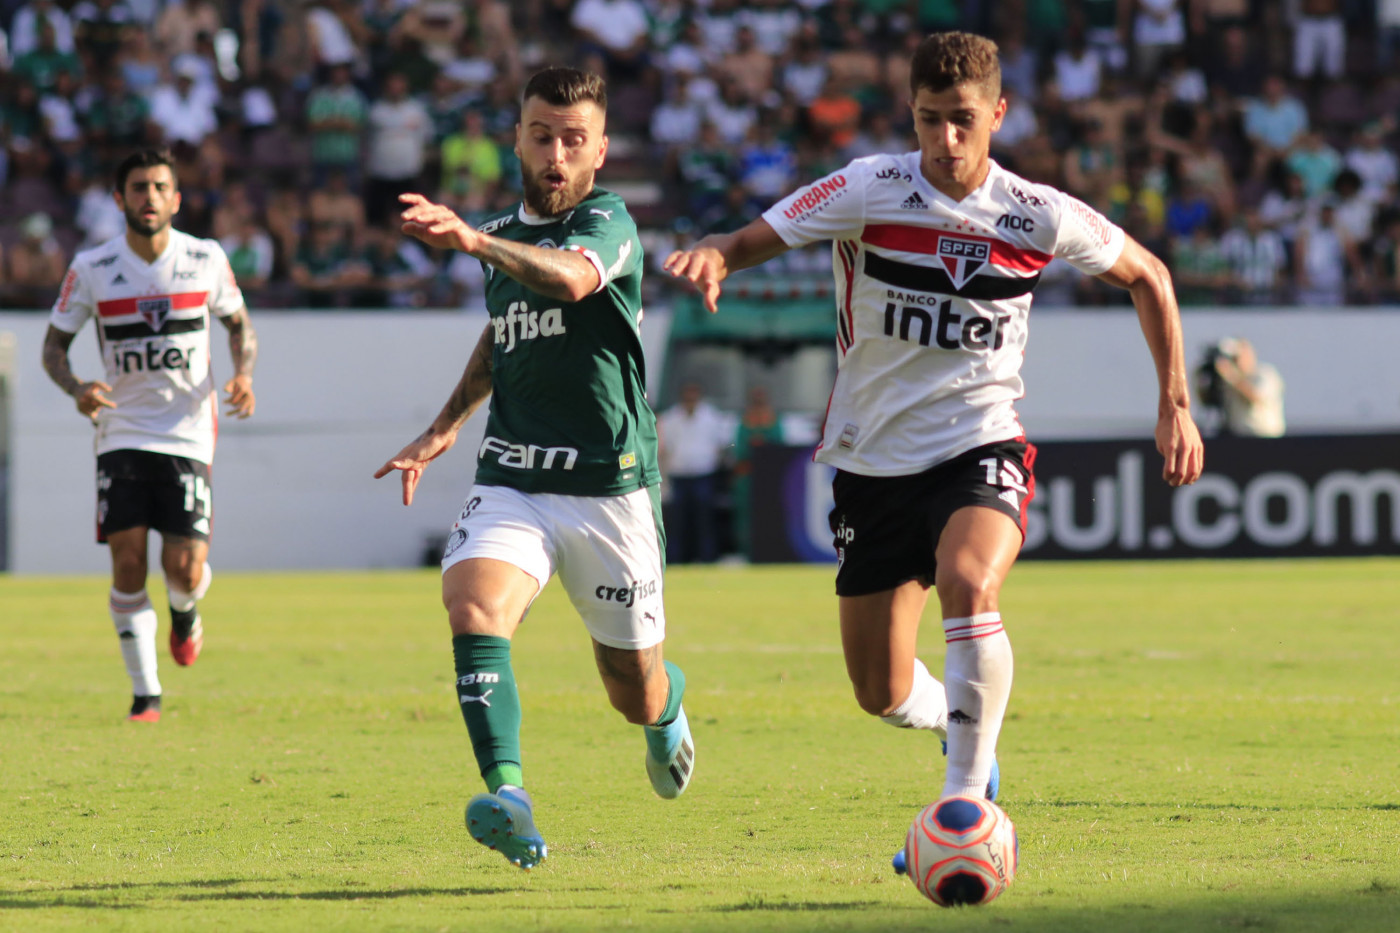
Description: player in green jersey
375,67,692,872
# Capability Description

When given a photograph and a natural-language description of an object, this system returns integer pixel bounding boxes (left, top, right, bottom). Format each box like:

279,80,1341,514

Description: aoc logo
783,175,848,221
937,236,989,289
594,579,657,608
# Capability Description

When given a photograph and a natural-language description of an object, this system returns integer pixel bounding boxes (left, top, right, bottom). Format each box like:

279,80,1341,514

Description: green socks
452,634,524,793
644,660,687,760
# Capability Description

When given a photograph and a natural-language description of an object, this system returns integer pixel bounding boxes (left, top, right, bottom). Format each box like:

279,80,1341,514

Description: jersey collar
910,154,1002,209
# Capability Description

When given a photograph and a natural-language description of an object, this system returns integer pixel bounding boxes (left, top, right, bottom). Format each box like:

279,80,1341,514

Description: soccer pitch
3,560,1398,932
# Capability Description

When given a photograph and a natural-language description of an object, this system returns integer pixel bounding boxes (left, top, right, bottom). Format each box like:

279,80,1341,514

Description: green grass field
2,560,1398,932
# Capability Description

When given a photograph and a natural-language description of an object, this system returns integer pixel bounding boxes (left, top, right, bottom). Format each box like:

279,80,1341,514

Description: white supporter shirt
762,154,1125,476
659,400,732,478
49,230,245,465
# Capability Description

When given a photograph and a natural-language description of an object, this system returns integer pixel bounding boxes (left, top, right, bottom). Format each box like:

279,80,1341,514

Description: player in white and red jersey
666,31,1203,867
42,149,259,723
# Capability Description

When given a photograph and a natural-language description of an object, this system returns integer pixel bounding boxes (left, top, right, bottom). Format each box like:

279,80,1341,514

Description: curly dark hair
114,149,178,193
909,32,1001,101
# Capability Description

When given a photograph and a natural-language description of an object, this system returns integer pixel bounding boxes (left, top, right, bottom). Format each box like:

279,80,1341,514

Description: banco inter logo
494,300,566,352
594,579,657,607
479,435,578,471
117,342,196,374
883,296,1010,352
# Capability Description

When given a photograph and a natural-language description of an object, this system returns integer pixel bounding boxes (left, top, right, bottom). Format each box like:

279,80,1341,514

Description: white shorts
441,484,667,650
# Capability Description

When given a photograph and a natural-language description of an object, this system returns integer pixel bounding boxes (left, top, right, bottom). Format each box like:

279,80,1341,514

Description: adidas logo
900,192,927,210
112,273,127,284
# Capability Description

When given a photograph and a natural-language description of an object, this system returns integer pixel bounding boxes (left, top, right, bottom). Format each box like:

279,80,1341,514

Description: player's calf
644,660,694,799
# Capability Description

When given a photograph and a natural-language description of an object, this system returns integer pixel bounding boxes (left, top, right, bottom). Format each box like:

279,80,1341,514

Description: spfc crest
137,297,172,331
937,236,990,289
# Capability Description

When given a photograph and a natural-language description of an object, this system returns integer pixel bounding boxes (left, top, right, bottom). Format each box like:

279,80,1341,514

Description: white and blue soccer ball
904,795,1018,907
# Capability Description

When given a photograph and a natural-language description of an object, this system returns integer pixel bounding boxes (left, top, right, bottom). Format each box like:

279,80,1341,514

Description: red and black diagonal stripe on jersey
836,239,858,354
861,225,1051,301
97,292,209,341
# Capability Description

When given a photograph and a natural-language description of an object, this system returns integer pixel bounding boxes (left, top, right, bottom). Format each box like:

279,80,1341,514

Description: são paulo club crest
937,235,990,289
137,296,172,332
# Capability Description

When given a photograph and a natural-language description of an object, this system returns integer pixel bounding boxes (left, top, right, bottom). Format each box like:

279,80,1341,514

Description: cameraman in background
1196,337,1285,437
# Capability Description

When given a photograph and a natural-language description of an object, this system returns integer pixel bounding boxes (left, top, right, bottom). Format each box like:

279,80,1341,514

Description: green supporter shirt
473,186,659,497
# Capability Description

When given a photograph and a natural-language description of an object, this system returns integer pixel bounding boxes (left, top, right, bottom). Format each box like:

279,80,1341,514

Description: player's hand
74,381,116,421
374,428,459,507
1156,407,1204,487
223,374,255,418
399,193,481,254
663,245,728,313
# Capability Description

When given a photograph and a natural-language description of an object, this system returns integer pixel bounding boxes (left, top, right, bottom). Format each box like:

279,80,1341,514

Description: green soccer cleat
466,786,547,870
645,706,695,799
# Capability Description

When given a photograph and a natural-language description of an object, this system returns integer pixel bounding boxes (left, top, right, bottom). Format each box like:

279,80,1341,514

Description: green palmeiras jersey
472,186,660,496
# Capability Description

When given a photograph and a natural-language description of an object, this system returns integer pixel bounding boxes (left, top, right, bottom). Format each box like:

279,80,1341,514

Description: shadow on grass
1024,800,1400,813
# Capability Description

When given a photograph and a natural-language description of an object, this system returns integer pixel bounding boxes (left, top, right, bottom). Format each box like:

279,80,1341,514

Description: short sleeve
762,164,866,248
206,241,247,317
561,199,641,295
49,262,94,334
1051,190,1126,275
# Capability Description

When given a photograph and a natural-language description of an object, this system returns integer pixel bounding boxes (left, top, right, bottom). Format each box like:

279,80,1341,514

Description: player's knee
111,552,147,586
936,566,1001,616
445,594,513,637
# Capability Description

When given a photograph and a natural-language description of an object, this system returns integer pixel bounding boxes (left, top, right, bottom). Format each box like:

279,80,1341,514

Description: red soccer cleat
170,616,203,667
128,695,162,722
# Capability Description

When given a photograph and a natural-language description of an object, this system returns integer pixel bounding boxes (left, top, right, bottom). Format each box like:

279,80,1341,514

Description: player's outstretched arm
663,219,791,313
218,306,258,418
398,193,599,302
374,321,495,506
1096,236,1205,487
41,325,114,422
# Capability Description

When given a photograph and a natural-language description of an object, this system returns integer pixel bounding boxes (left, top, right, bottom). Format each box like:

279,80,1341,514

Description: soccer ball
904,795,1018,907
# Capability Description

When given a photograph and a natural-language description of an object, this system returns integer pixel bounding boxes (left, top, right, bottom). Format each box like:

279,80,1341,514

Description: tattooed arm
373,322,495,506
399,193,600,302
42,325,114,421
217,306,258,417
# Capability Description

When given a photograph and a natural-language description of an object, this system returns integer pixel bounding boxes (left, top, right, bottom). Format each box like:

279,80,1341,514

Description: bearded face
515,97,608,218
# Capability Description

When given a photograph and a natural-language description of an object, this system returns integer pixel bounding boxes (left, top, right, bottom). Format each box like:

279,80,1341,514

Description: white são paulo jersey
49,229,245,464
763,154,1125,476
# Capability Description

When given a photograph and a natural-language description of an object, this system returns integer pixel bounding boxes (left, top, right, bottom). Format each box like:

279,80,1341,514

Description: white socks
880,658,948,734
110,588,161,697
941,612,1013,799
166,561,212,612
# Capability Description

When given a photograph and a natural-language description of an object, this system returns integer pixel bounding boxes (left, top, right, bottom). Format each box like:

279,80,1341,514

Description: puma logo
460,689,493,707
589,208,614,219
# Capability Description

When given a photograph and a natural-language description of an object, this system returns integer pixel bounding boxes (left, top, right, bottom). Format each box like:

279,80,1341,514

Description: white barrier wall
4,307,1399,573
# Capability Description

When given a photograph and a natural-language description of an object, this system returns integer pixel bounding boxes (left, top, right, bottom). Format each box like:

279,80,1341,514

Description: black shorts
96,450,212,544
828,440,1036,597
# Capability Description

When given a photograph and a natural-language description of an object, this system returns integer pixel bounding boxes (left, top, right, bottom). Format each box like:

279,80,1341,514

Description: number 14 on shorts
979,457,1027,512
179,473,211,518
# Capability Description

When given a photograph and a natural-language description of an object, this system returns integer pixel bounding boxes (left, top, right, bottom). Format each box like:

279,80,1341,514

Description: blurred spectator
723,26,774,104
781,30,828,106
211,177,257,240
1165,179,1215,239
997,29,1039,103
1206,25,1263,99
650,74,703,150
355,224,435,308
737,119,796,207
1210,337,1285,437
117,28,162,96
364,71,432,226
677,121,734,220
74,168,125,247
72,0,137,73
1285,130,1342,199
304,0,364,74
1083,0,1128,73
1293,0,1345,81
264,183,306,276
1331,169,1377,247
291,220,366,308
1220,207,1288,304
307,169,367,244
1294,201,1358,305
1063,119,1119,207
87,69,152,153
698,0,741,59
1150,109,1236,217
3,212,66,306
1243,75,1309,169
440,33,497,96
730,385,782,560
1344,123,1398,204
706,75,758,145
1053,32,1101,103
237,68,279,142
703,182,761,235
154,0,220,58
1370,211,1400,301
847,110,913,160
1131,0,1188,82
220,213,275,293
825,25,881,90
439,108,501,200
396,0,465,69
306,63,367,186
1171,220,1230,304
807,75,861,151
12,21,80,94
744,0,802,57
148,60,218,147
10,0,75,58
1107,156,1169,232
1380,0,1400,70
1162,50,1207,106
571,0,649,79
1258,169,1311,249
659,382,731,564
425,72,468,151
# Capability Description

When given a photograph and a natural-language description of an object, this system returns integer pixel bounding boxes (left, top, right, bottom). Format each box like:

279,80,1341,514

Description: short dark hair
909,31,1001,101
522,66,607,112
114,149,178,193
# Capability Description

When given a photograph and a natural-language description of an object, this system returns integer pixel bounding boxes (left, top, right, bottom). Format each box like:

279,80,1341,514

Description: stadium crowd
3,0,1400,309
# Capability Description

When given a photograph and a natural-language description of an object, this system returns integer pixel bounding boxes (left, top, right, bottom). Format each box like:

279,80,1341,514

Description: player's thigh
829,470,933,598
551,486,666,654
839,578,933,714
105,526,150,591
440,486,553,637
147,454,213,544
